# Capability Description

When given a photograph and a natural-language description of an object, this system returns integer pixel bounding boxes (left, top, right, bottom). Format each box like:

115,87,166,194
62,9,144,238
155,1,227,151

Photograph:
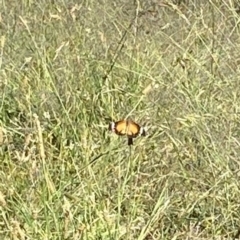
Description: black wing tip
109,122,115,131
140,127,146,136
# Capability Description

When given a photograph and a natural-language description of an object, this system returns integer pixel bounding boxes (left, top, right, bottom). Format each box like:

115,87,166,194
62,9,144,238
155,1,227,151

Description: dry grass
1,0,240,239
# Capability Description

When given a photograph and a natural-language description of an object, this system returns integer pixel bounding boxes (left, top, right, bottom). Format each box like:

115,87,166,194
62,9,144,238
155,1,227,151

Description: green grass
1,0,240,239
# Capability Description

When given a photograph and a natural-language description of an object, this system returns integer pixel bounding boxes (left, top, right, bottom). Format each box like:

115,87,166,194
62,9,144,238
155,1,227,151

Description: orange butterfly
109,119,146,145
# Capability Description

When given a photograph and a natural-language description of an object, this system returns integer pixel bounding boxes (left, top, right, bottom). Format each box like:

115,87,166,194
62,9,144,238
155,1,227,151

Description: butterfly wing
114,120,128,136
126,120,141,138
109,120,146,146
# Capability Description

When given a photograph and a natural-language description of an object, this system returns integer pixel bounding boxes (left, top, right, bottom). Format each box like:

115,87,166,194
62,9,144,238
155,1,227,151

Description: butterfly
109,119,146,145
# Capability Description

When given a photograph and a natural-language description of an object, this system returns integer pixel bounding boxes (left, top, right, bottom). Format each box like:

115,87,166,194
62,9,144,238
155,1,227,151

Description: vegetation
1,0,240,239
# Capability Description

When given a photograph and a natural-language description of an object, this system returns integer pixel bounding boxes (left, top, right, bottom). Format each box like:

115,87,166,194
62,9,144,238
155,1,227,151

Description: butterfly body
109,119,145,145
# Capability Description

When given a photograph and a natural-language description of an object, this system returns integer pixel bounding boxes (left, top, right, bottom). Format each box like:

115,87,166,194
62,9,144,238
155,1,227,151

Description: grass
1,0,240,239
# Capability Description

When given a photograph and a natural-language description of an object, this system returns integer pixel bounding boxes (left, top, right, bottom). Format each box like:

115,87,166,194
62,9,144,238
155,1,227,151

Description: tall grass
1,0,240,239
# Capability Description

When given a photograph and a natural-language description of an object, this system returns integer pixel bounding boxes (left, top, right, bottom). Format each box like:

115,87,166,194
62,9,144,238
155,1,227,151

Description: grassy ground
1,0,240,239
